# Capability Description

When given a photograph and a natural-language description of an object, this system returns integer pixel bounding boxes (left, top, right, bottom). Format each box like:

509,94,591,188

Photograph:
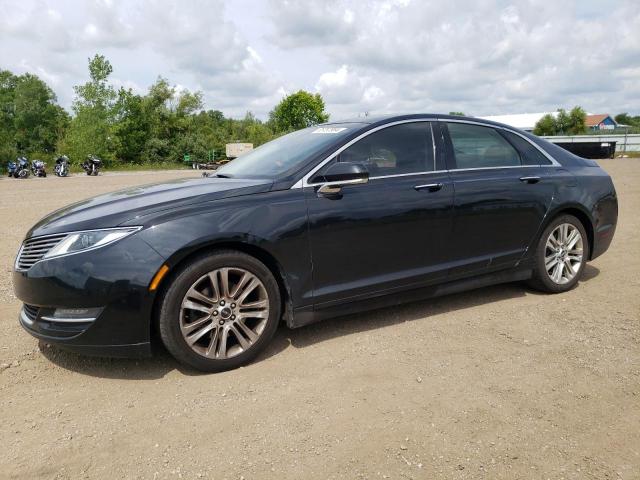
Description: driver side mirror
314,162,369,195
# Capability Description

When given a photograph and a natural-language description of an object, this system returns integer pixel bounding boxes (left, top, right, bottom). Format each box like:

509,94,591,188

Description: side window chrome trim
304,164,543,187
448,165,539,173
290,118,561,189
297,118,437,188
440,118,561,167
305,169,449,187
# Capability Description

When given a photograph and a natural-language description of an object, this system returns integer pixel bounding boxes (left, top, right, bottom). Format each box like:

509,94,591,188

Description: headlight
43,227,141,259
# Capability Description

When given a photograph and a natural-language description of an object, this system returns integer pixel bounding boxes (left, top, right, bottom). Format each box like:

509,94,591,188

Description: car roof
324,113,515,130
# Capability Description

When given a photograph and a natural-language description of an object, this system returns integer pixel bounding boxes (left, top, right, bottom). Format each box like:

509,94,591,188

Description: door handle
519,176,540,184
414,183,443,192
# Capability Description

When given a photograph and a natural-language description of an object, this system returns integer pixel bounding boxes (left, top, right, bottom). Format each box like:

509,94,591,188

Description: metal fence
542,134,640,153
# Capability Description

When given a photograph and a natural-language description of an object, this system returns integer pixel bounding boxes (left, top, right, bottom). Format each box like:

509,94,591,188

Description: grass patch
615,151,640,158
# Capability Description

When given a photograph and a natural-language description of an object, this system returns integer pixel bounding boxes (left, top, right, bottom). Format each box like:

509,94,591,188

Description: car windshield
215,124,363,179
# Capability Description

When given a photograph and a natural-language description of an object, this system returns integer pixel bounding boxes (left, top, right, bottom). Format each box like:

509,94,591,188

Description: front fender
136,189,313,308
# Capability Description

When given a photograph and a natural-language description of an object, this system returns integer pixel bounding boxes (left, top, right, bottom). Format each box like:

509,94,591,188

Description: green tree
615,113,640,127
63,54,117,163
73,54,116,110
139,78,208,162
176,90,204,117
112,88,148,163
0,70,68,166
269,90,329,133
13,74,68,154
554,108,571,135
533,106,587,136
449,111,465,116
533,114,557,136
567,106,587,135
0,70,18,162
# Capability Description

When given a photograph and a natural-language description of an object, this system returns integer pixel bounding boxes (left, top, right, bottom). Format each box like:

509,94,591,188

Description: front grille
22,304,40,322
16,233,67,270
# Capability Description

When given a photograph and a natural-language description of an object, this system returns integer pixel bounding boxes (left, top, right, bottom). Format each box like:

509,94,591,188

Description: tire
158,250,282,372
528,214,589,293
86,170,91,175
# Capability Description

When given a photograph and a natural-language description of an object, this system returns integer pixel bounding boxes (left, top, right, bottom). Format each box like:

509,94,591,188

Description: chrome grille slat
27,234,66,244
16,234,67,270
22,304,40,322
25,238,63,245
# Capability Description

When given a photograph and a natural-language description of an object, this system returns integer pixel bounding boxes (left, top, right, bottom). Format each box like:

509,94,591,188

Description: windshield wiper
215,173,233,178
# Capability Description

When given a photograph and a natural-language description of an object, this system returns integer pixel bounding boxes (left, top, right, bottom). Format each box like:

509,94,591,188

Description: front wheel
158,251,282,372
529,214,589,293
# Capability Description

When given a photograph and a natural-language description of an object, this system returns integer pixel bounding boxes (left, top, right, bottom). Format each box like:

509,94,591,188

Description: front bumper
13,235,166,358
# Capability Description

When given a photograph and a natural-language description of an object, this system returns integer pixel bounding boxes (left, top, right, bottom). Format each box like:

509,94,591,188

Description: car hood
27,176,273,237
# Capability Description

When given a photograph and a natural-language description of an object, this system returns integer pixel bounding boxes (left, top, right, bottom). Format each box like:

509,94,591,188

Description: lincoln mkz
13,114,618,371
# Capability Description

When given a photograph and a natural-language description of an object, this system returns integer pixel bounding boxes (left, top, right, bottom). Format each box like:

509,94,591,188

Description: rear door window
446,122,520,169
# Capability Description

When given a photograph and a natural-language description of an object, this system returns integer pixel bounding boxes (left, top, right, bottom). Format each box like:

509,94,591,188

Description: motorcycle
82,155,102,176
31,159,47,177
7,160,17,177
15,157,30,178
54,155,70,177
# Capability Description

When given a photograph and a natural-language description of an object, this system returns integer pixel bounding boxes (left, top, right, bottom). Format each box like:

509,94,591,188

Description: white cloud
0,0,638,120
269,0,640,118
266,0,356,48
315,65,387,116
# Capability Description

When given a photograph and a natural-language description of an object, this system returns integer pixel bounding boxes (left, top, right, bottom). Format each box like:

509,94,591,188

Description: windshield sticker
312,127,347,134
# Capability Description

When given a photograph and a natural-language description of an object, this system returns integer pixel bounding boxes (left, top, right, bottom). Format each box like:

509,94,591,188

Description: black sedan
13,114,618,372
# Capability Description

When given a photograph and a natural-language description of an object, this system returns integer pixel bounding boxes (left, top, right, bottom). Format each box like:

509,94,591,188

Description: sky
0,0,639,121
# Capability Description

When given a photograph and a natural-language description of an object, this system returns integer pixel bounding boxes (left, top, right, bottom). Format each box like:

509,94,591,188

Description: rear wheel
158,251,281,372
529,214,588,293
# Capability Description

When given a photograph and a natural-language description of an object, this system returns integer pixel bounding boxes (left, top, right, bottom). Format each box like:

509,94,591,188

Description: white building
479,112,555,132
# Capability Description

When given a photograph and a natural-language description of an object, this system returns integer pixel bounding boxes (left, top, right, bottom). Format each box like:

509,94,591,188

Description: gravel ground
0,162,638,480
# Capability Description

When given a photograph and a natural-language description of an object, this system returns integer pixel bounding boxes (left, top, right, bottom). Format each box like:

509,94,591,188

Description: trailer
225,143,253,159
553,141,617,159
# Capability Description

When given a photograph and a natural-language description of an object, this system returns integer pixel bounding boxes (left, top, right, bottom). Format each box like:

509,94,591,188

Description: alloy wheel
544,223,583,285
179,267,269,359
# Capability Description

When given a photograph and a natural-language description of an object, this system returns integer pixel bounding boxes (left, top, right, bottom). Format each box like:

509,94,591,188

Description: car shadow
263,264,601,354
38,341,178,380
40,264,600,379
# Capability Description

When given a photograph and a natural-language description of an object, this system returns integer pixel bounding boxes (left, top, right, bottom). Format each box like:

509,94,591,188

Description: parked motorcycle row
5,155,102,178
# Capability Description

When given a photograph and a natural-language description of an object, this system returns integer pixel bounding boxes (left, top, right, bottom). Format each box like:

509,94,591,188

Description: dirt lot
0,162,638,480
